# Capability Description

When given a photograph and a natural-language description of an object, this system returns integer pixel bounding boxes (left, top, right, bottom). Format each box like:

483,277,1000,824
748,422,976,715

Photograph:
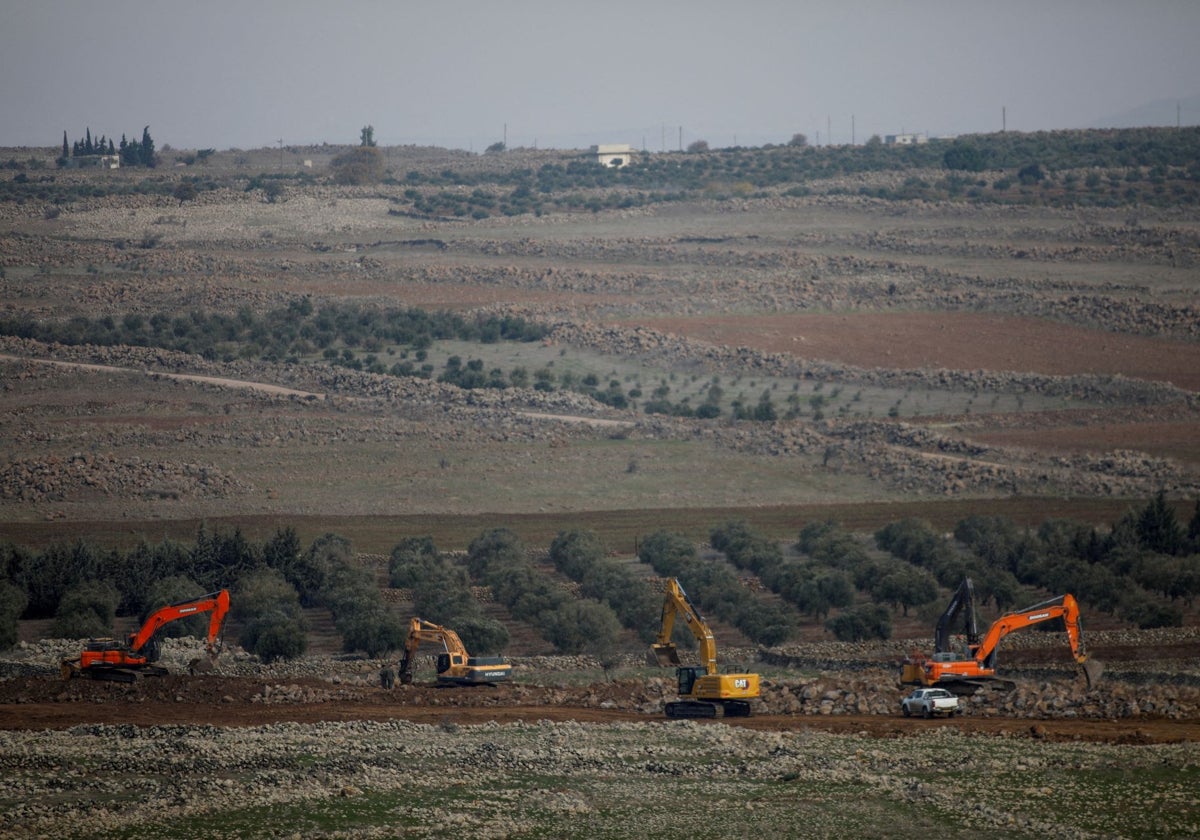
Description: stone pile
5,630,1197,723
0,452,246,502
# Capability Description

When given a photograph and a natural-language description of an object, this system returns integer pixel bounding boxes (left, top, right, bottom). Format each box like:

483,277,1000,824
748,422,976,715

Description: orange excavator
397,617,512,686
902,587,1103,690
61,589,231,683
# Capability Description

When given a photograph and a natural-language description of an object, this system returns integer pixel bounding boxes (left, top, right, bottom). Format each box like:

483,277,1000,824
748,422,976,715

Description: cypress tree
1137,491,1184,556
139,126,155,167
61,131,69,160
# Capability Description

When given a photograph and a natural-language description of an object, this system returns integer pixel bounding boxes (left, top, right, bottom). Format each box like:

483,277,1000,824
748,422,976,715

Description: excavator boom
130,589,231,655
650,578,717,673
934,577,979,654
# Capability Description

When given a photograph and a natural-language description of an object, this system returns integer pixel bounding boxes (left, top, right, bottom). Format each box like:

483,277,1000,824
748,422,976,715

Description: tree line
5,125,1196,213
1,301,814,423
385,126,1200,218
58,126,157,168
2,494,1195,656
0,300,548,364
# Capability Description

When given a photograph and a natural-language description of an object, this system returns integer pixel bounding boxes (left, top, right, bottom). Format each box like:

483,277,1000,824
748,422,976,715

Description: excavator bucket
1081,657,1104,688
650,643,681,667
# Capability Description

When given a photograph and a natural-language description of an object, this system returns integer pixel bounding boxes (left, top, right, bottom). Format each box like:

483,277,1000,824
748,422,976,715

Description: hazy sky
2,0,1198,151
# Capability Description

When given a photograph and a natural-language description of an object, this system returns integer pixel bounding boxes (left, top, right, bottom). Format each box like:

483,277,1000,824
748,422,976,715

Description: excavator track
939,678,1017,696
665,700,719,719
82,665,170,683
664,699,753,719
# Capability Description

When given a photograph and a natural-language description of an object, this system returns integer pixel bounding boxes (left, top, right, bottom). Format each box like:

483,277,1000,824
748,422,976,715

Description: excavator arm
398,617,469,684
934,577,979,655
650,578,717,674
128,589,231,660
973,594,1092,671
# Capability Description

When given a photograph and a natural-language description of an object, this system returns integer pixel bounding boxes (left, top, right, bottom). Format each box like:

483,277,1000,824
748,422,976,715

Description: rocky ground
3,153,1199,836
3,628,1199,737
1,632,1199,838
3,167,1199,521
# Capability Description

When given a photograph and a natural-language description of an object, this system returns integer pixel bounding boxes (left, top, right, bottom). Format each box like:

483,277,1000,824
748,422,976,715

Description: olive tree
0,582,27,650
234,568,308,662
330,146,384,185
51,580,120,639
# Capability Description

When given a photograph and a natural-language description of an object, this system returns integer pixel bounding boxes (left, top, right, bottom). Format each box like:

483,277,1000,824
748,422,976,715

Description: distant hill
1090,94,1200,129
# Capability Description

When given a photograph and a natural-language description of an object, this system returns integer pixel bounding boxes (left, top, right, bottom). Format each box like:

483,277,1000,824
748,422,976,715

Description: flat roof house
592,144,635,168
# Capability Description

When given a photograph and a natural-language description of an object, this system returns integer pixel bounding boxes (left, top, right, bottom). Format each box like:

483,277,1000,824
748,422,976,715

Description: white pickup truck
901,687,961,718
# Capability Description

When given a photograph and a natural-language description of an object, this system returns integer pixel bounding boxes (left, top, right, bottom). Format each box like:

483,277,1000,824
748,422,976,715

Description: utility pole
1002,106,1006,132
503,122,507,149
278,138,283,170
851,114,855,146
827,115,832,146
678,125,682,152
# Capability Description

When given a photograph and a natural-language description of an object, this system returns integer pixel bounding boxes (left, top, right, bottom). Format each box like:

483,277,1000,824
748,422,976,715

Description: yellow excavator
650,578,760,718
397,617,512,687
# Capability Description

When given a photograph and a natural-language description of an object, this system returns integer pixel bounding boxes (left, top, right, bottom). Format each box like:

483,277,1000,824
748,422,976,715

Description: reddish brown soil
0,674,1194,745
971,419,1200,464
631,312,1200,392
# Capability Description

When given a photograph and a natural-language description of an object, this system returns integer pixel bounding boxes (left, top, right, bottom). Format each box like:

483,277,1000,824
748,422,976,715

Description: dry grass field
2,143,1199,838
2,147,1197,549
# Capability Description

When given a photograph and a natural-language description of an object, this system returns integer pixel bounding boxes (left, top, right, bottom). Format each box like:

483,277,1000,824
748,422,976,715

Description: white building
591,144,635,168
65,154,120,169
884,133,928,146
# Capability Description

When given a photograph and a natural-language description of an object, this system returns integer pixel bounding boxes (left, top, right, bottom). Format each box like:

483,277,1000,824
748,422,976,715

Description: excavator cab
676,665,704,697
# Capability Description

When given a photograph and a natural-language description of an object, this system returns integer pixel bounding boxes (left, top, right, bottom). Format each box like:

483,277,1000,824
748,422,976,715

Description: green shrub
449,614,510,655
825,605,892,641
637,531,696,577
539,599,622,655
339,606,407,657
411,565,476,625
388,536,440,588
51,580,120,639
241,610,308,662
0,582,28,649
330,146,385,185
548,529,605,580
234,568,308,662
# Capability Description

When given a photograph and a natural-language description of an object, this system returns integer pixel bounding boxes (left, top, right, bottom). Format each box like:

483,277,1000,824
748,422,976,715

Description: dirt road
2,674,1195,745
0,353,327,399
